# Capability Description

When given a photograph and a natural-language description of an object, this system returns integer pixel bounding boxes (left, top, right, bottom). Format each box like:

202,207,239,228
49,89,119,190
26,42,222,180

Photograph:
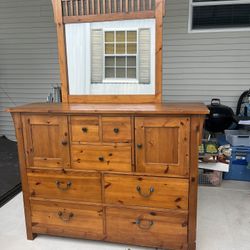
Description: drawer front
102,117,131,143
28,172,101,203
106,207,188,249
71,145,132,172
71,116,100,142
31,200,104,239
104,174,188,210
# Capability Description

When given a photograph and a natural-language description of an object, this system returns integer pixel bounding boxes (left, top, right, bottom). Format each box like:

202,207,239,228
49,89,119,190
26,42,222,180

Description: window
104,30,137,81
189,0,250,32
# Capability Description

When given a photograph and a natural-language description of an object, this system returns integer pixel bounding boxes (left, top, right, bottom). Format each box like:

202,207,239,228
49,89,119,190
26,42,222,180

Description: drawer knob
56,180,72,191
98,156,105,162
82,127,88,133
61,140,68,146
113,128,119,134
58,211,74,222
135,218,154,230
136,186,154,198
137,144,143,149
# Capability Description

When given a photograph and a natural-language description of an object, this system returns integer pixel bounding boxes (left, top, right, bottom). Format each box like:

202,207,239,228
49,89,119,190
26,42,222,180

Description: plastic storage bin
224,146,250,181
224,130,250,146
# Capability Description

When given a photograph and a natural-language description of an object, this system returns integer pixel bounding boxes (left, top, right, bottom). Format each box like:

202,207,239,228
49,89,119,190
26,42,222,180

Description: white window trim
103,28,138,84
188,0,250,33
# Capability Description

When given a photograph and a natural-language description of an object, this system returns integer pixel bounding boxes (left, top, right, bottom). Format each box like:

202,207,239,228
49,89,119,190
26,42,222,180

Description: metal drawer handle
137,144,143,149
113,128,119,134
135,218,154,230
82,127,88,133
58,211,74,222
136,186,154,198
98,156,105,162
56,180,72,191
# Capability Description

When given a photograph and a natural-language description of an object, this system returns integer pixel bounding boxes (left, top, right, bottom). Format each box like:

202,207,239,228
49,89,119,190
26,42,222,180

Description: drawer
106,207,187,249
71,145,132,172
28,171,101,203
104,174,188,210
102,117,131,142
31,200,104,239
70,116,100,142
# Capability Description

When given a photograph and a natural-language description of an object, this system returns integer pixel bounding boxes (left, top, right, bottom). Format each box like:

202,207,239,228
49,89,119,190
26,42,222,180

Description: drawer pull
56,180,72,191
98,156,105,162
58,211,74,222
137,144,143,149
61,140,68,146
113,128,119,134
82,127,88,133
135,218,154,230
136,186,154,198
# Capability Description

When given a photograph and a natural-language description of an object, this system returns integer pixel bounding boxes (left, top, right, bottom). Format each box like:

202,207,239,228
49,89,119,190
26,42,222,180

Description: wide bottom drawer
31,200,104,239
106,207,188,249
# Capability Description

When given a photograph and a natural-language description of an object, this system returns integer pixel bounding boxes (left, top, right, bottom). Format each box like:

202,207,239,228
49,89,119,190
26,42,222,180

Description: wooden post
155,0,163,103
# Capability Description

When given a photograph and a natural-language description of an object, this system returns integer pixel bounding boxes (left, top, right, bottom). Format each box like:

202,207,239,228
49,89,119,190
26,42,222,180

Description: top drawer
102,117,131,143
71,116,100,143
70,116,131,143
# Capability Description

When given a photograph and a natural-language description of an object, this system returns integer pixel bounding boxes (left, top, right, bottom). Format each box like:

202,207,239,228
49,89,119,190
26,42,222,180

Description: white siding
1,0,250,140
163,0,250,110
0,0,60,140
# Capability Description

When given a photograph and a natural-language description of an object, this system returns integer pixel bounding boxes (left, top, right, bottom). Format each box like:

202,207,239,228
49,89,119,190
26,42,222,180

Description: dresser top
7,102,209,115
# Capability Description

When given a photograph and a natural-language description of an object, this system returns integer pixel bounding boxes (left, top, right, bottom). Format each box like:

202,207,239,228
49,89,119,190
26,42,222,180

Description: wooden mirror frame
52,0,165,103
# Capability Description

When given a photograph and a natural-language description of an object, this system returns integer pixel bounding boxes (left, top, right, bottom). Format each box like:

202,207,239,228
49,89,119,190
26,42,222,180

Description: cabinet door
135,117,190,177
22,115,70,168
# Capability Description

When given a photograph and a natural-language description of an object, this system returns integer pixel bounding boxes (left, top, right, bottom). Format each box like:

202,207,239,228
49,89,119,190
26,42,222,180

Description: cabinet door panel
135,117,190,177
22,115,70,168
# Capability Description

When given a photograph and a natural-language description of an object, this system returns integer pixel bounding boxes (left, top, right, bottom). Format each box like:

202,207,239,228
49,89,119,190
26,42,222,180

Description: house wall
0,0,60,140
1,0,250,140
163,0,250,108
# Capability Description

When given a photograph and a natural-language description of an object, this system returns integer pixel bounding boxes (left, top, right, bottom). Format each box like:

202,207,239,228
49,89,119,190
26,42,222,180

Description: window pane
127,68,136,78
127,56,136,66
105,67,115,78
193,4,250,30
127,43,137,54
116,68,126,78
105,32,114,42
105,44,114,54
116,56,126,66
105,57,115,66
116,31,125,42
116,43,126,54
127,31,137,42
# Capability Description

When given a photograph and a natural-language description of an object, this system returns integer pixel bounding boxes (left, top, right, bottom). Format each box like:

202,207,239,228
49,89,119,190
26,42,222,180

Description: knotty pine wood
22,115,70,169
135,116,190,177
106,207,188,249
71,144,132,171
9,103,209,250
28,171,102,203
104,174,189,210
31,200,104,239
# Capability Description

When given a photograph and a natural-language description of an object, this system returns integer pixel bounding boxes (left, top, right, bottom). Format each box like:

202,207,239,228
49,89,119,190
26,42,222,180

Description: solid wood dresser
8,102,208,250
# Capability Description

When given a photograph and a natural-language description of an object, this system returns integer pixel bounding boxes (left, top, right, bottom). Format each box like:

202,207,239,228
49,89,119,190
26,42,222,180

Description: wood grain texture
70,116,100,142
11,113,36,240
28,171,102,203
104,174,189,210
31,200,104,239
102,117,131,143
188,115,204,250
106,207,188,249
135,116,190,177
22,115,70,168
71,144,132,171
7,103,209,115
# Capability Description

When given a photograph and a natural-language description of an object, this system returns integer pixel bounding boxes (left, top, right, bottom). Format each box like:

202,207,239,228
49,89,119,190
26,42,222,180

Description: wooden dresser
9,102,208,250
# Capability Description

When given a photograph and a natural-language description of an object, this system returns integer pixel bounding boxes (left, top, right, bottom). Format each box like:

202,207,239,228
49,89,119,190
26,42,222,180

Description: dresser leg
188,242,196,250
27,232,37,240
